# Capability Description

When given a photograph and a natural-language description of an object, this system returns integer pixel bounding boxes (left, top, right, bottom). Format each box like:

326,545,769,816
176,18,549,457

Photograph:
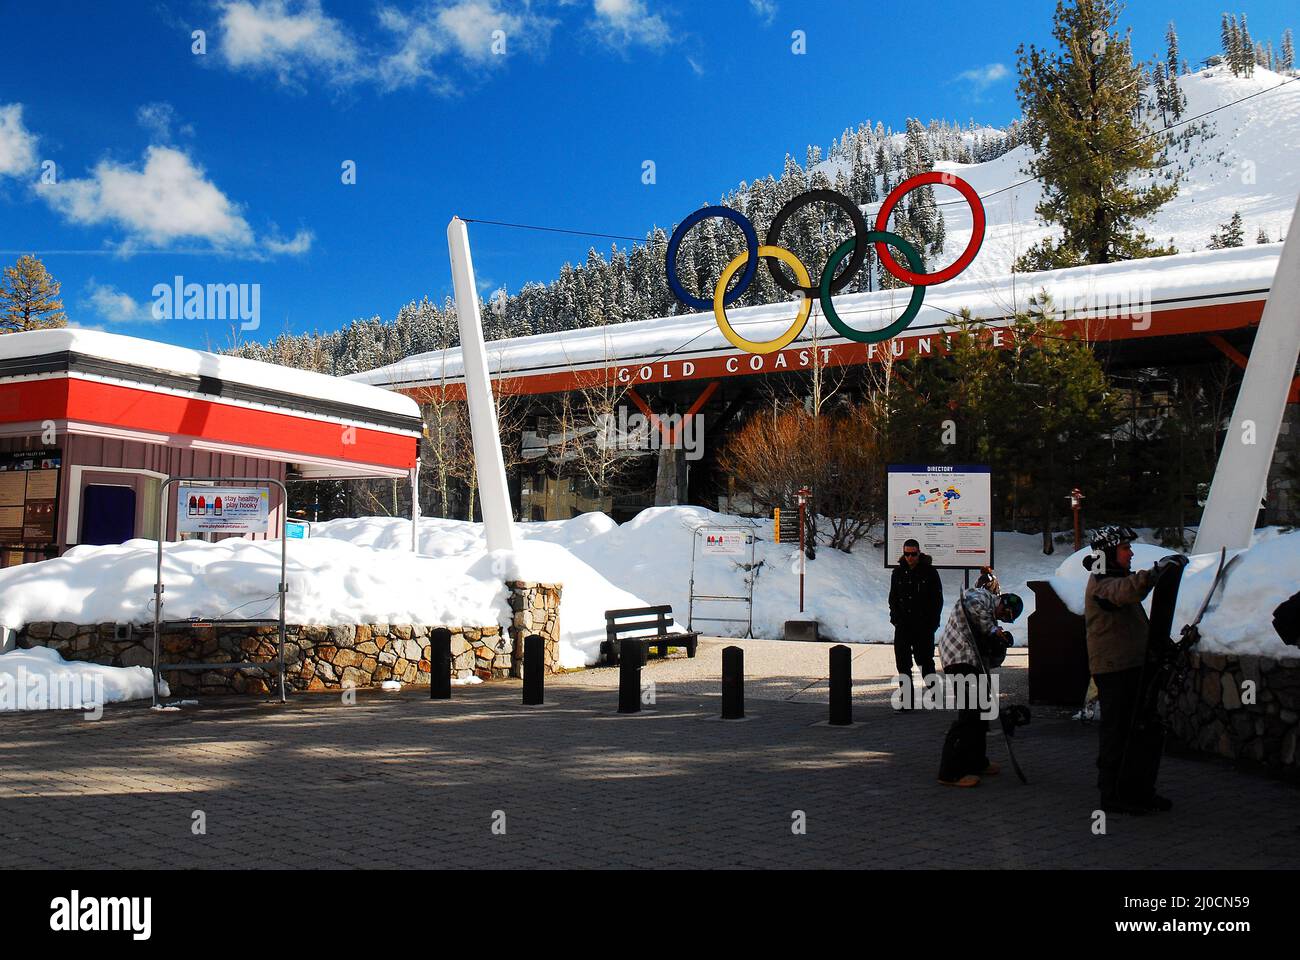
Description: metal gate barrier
687,522,757,639
151,477,288,706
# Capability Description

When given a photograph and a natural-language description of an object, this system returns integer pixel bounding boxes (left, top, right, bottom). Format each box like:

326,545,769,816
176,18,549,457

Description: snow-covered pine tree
1240,14,1255,76
1208,211,1245,249
1165,21,1185,118
1282,29,1295,73
1256,227,1270,244
1153,63,1169,124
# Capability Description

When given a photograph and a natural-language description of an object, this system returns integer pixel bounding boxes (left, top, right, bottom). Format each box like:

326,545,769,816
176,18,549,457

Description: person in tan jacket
1083,526,1181,815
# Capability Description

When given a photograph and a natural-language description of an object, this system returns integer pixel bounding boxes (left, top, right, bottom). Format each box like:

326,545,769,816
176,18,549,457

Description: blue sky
0,0,1292,350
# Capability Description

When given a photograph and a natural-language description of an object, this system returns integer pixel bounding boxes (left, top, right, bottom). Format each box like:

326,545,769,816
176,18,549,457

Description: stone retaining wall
1164,651,1299,778
17,580,563,696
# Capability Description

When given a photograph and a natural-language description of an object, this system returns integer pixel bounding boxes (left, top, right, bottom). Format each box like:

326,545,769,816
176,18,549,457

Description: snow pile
318,507,1068,649
5,508,1290,676
0,646,165,711
312,518,667,667
1049,531,1300,658
0,537,507,630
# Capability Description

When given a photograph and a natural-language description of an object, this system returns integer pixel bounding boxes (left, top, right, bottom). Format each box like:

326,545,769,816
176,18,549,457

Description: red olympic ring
873,172,985,286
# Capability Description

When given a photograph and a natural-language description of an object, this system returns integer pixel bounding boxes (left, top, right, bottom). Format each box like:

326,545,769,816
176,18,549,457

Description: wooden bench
601,605,700,665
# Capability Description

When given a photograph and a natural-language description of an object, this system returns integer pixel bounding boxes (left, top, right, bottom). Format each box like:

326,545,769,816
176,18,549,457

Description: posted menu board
177,485,270,534
0,449,61,546
886,464,992,569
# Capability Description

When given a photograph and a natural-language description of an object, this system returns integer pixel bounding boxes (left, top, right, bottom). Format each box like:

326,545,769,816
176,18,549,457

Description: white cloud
954,62,1009,95
262,228,314,255
86,283,160,325
438,1,522,61
217,0,360,85
749,0,776,25
377,2,554,90
37,146,254,249
136,102,194,142
0,104,39,178
590,0,671,49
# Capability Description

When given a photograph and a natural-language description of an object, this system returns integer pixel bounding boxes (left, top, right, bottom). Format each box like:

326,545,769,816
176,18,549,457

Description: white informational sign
177,485,270,534
886,464,992,569
702,530,749,556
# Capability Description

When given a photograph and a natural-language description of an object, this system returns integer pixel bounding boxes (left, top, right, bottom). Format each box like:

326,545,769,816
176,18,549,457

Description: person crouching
936,586,1023,787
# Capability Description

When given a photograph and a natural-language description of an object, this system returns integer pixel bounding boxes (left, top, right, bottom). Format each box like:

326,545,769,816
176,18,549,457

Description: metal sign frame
687,522,758,639
152,477,289,706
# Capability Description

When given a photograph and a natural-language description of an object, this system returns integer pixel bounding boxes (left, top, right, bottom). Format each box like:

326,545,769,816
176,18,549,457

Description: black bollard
523,633,544,705
430,627,452,700
617,639,643,713
829,644,852,726
721,645,744,719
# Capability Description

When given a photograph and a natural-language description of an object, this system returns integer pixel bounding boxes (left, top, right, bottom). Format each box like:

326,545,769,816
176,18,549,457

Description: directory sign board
886,464,992,569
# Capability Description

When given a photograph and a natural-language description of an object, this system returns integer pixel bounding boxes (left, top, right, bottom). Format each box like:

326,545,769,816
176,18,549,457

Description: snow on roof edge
349,244,1282,390
0,328,420,420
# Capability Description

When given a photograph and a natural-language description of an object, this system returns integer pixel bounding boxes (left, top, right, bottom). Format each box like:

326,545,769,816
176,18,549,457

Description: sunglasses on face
903,551,919,557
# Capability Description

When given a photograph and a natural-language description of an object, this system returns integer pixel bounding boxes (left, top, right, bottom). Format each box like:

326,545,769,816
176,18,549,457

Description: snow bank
1048,531,1300,659
0,646,165,710
0,537,507,630
7,508,1290,674
319,507,1068,649
312,516,665,667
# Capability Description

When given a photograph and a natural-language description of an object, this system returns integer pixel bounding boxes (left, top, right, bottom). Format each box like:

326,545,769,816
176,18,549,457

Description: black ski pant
1095,666,1164,806
893,624,937,705
938,663,988,781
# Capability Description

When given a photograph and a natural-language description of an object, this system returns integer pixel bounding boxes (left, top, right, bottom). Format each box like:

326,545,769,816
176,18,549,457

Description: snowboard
1146,553,1189,658
1117,554,1189,806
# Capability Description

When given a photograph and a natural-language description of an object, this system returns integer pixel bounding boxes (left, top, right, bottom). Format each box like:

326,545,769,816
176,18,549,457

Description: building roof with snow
350,244,1280,399
1,329,423,479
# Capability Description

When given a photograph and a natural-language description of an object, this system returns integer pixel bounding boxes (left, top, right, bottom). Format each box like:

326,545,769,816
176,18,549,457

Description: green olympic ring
819,230,925,344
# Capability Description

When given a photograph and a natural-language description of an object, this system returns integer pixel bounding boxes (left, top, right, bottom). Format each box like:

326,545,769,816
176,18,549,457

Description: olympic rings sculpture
664,172,986,354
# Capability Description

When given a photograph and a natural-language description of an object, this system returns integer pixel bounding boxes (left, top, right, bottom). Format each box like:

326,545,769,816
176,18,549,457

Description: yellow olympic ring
713,245,812,355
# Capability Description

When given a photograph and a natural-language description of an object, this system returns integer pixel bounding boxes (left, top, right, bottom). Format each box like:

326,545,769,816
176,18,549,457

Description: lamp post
1067,487,1085,552
797,486,810,612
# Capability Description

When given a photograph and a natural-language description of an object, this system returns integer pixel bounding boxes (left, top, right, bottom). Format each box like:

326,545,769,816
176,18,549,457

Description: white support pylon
447,216,515,553
1194,192,1300,554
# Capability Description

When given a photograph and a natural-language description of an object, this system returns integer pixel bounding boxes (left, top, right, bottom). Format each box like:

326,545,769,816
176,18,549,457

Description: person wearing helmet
1084,526,1177,815
936,584,1024,787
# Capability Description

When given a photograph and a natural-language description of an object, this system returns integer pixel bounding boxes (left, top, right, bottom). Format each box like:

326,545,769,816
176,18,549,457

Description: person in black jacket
889,538,944,709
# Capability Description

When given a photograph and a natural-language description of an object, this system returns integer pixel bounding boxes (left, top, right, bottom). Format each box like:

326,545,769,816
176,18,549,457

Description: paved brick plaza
1,639,1296,870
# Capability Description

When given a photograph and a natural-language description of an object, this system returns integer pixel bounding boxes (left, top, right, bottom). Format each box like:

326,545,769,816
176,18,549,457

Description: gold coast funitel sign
665,173,986,354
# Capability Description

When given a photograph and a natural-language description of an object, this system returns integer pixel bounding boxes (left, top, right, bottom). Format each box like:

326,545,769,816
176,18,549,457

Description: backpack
960,596,1009,669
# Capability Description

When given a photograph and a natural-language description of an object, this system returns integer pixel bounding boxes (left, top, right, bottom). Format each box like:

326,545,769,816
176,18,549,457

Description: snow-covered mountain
920,65,1299,282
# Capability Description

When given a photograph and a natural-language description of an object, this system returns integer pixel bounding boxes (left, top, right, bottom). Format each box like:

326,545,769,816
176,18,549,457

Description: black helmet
1090,525,1137,552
